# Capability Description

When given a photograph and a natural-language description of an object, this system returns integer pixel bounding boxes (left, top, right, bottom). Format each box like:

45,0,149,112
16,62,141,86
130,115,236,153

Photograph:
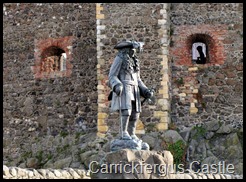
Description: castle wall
3,3,243,169
169,3,243,130
3,3,97,160
96,3,171,136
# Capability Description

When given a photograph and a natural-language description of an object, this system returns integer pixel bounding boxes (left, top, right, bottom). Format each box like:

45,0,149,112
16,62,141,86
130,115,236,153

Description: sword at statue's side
118,95,123,139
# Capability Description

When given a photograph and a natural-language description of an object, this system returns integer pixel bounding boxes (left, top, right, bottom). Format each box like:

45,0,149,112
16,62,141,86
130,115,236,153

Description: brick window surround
32,36,73,79
170,24,227,66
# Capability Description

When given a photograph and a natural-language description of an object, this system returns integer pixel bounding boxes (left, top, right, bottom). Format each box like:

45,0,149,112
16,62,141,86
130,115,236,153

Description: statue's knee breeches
121,109,132,116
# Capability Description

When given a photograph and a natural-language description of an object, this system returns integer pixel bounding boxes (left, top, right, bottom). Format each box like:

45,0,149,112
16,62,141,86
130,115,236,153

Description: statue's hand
145,89,154,98
114,84,123,96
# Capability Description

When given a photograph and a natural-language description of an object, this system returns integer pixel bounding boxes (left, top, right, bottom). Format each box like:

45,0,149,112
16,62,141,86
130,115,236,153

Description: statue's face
129,48,136,57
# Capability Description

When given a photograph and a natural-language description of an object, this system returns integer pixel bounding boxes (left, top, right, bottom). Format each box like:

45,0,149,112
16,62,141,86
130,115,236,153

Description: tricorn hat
114,41,134,49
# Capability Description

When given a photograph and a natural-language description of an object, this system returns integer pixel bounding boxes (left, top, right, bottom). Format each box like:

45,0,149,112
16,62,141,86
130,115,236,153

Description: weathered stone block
92,149,173,179
96,14,105,20
188,67,198,71
189,107,198,114
154,111,168,118
97,125,108,132
156,122,168,131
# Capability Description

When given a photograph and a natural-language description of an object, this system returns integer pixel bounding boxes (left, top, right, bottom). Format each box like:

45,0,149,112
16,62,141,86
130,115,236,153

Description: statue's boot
121,115,132,140
128,112,141,141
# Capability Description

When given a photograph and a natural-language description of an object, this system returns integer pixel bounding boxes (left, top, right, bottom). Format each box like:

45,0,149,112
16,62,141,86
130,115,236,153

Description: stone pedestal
90,149,174,179
110,138,149,151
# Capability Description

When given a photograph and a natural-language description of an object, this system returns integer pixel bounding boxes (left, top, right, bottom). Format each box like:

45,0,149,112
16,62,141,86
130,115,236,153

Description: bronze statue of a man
108,40,153,141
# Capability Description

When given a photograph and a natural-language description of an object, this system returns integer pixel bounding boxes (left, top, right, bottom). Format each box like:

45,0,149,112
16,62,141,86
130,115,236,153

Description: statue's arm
137,69,149,97
108,56,123,90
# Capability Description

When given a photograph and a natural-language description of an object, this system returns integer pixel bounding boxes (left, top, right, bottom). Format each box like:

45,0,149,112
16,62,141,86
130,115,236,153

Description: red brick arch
32,36,73,79
170,24,227,66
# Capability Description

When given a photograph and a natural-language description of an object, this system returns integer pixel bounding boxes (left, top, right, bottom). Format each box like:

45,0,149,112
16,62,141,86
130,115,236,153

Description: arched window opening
40,46,67,73
187,33,213,65
192,42,207,64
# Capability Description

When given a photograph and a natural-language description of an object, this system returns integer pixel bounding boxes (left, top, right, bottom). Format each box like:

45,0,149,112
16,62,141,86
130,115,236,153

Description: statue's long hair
117,48,140,72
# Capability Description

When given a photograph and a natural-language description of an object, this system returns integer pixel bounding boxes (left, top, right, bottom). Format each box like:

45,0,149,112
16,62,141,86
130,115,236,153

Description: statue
196,46,206,64
108,40,154,151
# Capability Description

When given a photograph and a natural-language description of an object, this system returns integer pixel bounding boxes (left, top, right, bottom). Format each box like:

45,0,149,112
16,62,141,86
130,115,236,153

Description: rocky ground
3,119,243,178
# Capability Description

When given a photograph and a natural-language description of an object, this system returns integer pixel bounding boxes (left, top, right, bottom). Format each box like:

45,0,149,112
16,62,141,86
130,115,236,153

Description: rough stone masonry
3,3,243,178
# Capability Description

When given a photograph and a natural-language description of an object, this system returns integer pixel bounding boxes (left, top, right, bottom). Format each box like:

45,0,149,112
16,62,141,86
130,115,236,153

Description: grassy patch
167,140,186,166
59,131,69,138
191,125,207,139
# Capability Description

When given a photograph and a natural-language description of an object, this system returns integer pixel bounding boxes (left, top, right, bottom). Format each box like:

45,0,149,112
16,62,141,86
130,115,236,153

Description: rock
26,158,39,168
200,173,208,179
21,97,34,116
175,173,185,179
27,170,34,178
234,175,243,179
148,131,159,138
189,172,198,179
65,168,81,179
225,145,243,161
46,170,56,179
179,127,192,142
204,121,220,131
37,169,47,178
33,169,43,179
206,150,214,157
187,139,198,160
216,124,231,134
53,169,62,178
183,174,193,179
92,149,174,179
70,162,81,168
141,135,156,149
16,167,27,177
161,130,186,144
60,170,73,179
204,131,214,139
225,133,240,146
84,153,103,169
80,150,98,164
9,167,17,177
202,156,219,170
18,162,26,168
43,159,54,168
224,174,232,179
206,173,214,179
214,174,221,179
234,163,243,175
53,157,72,169
220,174,226,179
36,116,47,128
196,141,206,158
3,165,10,176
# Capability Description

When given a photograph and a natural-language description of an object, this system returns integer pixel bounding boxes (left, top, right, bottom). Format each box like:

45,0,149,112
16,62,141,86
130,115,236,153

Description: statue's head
114,40,144,54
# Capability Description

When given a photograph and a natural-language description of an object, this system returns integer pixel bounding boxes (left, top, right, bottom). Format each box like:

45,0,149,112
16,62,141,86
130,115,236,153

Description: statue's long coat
108,52,148,113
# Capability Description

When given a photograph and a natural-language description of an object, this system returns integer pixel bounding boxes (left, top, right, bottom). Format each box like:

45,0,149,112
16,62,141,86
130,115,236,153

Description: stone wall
3,3,97,164
169,3,243,130
3,165,243,179
96,3,171,136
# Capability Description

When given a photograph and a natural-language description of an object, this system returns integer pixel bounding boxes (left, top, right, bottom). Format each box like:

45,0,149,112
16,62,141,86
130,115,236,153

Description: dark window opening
192,42,207,64
40,46,67,73
188,33,212,65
